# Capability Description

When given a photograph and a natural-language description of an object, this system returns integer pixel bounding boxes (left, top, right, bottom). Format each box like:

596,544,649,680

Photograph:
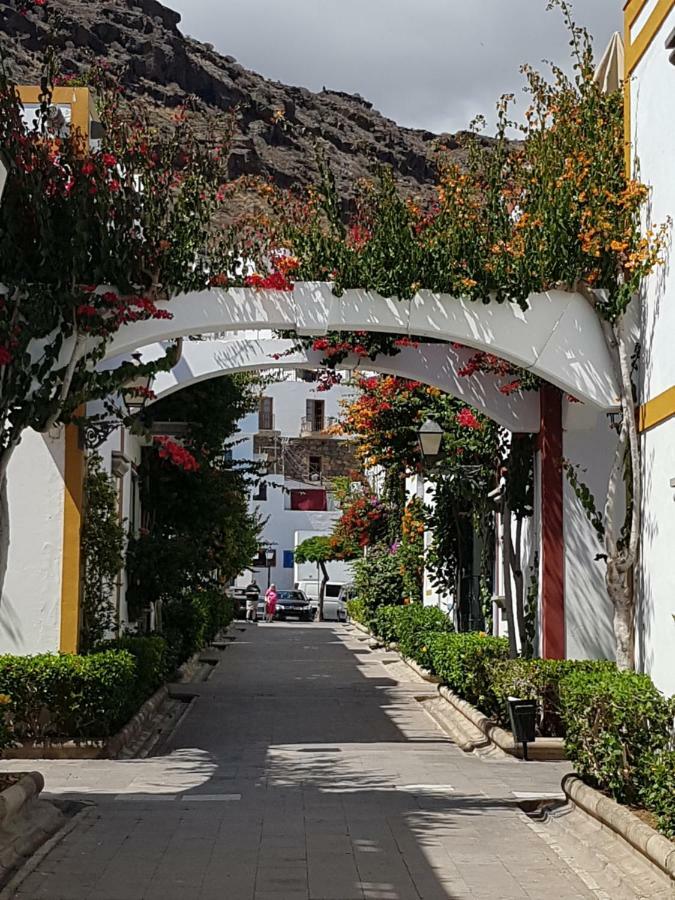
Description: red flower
81,160,95,177
0,347,12,366
456,408,482,430
101,152,117,169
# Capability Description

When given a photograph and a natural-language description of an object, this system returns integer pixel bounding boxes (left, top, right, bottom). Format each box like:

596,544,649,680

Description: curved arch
104,283,620,411
133,338,541,432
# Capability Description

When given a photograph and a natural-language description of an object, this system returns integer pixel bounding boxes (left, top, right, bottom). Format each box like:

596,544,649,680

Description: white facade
0,429,67,654
232,376,356,592
629,2,675,695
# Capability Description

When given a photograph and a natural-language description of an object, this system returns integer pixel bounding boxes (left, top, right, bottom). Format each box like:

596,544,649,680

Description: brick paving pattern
3,624,604,899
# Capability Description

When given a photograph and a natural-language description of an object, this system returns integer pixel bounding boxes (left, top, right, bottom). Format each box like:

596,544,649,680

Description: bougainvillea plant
0,1,245,587
260,2,665,667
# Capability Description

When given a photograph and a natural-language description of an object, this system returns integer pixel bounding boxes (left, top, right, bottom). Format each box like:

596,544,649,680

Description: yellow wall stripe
638,385,675,432
59,423,84,653
625,0,675,74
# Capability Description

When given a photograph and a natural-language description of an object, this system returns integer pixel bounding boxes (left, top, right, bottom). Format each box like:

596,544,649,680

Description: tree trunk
511,514,526,654
0,444,17,604
318,561,328,622
606,559,634,670
502,505,518,658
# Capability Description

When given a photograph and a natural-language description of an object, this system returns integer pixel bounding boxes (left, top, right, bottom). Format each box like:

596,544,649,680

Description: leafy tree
0,8,241,593
294,536,336,622
126,375,262,624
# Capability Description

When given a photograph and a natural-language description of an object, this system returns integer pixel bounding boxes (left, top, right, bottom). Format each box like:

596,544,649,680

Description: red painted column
539,384,565,659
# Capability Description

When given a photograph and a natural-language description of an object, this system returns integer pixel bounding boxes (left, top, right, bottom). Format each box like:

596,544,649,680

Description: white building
231,373,357,592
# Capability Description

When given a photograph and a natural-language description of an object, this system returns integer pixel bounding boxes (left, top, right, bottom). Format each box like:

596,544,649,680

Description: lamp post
417,418,443,464
265,548,275,589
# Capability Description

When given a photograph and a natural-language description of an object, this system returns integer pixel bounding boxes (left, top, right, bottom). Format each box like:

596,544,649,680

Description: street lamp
122,352,153,416
417,418,443,463
265,548,275,589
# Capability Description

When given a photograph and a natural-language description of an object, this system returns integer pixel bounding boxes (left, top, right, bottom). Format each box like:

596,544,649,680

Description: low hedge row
354,602,675,838
0,650,137,742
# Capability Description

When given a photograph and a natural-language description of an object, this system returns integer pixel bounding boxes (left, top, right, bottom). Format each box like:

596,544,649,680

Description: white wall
631,9,675,695
1,429,66,654
562,402,616,663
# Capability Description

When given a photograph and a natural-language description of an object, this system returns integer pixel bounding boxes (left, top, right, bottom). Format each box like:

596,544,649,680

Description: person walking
245,579,260,623
264,583,278,623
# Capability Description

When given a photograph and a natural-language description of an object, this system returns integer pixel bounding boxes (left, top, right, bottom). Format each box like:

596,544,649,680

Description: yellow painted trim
625,0,675,74
638,385,675,432
59,423,84,653
17,86,92,139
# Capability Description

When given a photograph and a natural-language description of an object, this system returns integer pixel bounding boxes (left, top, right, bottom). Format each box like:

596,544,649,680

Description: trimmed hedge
490,657,616,736
0,650,136,742
163,589,234,670
640,749,675,839
373,604,454,671
427,632,509,711
96,635,170,707
346,598,367,625
559,667,673,806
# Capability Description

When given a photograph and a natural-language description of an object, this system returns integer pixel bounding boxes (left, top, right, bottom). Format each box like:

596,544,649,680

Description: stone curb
0,774,43,826
399,655,441,684
562,774,675,882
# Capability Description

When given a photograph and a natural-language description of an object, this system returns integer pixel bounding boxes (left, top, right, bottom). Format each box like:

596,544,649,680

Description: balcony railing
300,415,338,436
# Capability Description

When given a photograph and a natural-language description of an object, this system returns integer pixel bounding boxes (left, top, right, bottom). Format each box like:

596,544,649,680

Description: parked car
258,590,313,622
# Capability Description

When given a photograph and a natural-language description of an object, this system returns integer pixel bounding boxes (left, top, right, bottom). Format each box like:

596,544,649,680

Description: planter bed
0,772,65,887
562,774,675,888
2,640,224,762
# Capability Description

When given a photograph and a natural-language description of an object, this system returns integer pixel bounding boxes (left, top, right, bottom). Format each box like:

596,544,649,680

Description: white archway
132,337,541,432
103,284,620,411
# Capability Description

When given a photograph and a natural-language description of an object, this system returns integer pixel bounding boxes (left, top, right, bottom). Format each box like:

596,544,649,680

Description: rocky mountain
0,0,472,201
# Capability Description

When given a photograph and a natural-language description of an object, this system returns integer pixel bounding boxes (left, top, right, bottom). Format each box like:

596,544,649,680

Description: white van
295,580,347,622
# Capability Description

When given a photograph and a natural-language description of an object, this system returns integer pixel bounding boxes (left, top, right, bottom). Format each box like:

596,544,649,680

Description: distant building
232,373,358,591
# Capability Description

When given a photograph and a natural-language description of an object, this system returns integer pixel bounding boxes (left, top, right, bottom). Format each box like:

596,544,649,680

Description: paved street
3,624,602,899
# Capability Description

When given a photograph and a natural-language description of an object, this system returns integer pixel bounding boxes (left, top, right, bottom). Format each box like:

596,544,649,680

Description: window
254,481,268,501
308,455,322,479
259,396,274,431
283,550,294,569
289,489,327,511
306,399,325,432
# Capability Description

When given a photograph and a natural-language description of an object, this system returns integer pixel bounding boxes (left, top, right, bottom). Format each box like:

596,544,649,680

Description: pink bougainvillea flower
456,408,482,430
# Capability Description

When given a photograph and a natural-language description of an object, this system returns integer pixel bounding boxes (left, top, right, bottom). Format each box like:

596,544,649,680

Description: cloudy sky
170,0,620,134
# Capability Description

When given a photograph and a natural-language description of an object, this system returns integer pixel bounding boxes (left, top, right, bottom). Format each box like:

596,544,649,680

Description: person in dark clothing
245,580,260,622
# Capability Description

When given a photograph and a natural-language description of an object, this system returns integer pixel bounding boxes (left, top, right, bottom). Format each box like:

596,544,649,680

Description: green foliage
162,589,234,671
426,633,509,710
346,599,367,624
563,462,605,544
80,453,126,651
639,750,675,839
373,603,454,672
95,635,169,707
559,668,672,805
490,657,615,736
353,544,404,623
294,536,335,565
399,498,425,605
0,651,137,741
127,377,261,619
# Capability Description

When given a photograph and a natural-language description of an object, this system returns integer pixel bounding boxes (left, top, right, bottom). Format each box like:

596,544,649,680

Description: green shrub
346,598,367,624
491,658,616,736
396,606,454,667
372,605,404,643
194,590,235,644
640,749,675,839
0,651,137,742
427,632,509,711
559,668,672,805
96,635,169,706
353,544,404,623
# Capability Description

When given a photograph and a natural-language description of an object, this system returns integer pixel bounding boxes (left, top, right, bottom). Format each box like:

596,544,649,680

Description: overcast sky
170,0,620,134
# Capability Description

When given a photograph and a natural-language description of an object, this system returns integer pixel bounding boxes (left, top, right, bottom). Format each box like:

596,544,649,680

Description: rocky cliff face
0,0,469,200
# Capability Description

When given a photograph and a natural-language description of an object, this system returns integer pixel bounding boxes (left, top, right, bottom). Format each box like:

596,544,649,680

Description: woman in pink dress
264,584,278,623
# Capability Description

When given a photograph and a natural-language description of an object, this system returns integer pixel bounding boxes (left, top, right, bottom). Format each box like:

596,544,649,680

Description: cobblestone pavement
2,624,608,899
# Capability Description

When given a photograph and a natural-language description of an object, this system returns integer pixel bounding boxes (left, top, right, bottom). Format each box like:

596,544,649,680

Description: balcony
299,415,338,436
